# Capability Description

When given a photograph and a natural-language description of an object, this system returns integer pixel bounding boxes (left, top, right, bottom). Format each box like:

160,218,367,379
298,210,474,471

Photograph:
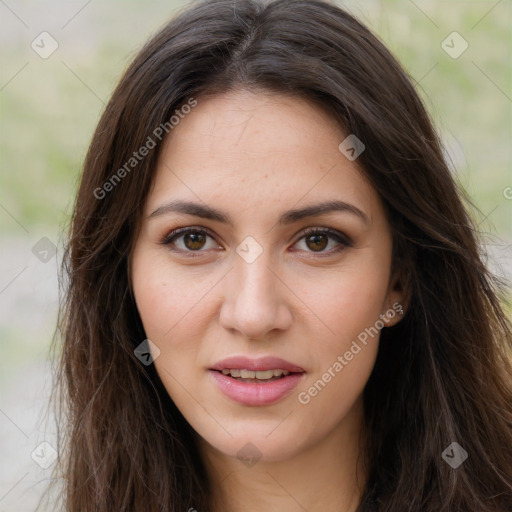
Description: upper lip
210,356,305,373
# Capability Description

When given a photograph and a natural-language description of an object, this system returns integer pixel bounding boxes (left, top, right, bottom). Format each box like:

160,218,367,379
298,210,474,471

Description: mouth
216,368,293,383
209,356,306,406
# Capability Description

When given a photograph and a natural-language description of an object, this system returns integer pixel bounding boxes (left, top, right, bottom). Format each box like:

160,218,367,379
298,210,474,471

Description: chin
196,421,310,464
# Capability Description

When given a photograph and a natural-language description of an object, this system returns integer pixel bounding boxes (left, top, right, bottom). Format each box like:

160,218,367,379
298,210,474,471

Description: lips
209,356,306,406
210,356,305,373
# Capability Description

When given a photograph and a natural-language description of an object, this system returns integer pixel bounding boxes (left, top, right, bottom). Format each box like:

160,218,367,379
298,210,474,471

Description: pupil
307,234,327,251
185,232,206,250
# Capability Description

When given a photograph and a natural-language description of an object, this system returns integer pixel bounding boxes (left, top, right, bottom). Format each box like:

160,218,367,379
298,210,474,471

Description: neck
197,397,368,512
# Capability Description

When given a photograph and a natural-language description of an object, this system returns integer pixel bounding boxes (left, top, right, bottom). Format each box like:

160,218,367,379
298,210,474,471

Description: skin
130,89,405,512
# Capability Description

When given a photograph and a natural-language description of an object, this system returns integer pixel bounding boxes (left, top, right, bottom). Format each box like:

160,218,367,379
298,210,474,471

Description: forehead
145,90,381,225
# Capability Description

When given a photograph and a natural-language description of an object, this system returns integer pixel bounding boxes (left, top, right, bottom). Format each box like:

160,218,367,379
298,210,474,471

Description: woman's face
130,89,404,462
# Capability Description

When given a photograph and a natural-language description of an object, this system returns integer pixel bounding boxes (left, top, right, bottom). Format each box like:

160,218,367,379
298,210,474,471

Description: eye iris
184,231,206,250
306,234,328,251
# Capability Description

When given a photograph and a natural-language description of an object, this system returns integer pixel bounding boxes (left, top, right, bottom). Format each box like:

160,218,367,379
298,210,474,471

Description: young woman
48,0,512,510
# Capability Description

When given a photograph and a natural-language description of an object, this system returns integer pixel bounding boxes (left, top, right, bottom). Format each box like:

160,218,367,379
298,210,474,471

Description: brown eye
162,227,219,254
305,233,328,252
183,231,207,250
294,227,352,255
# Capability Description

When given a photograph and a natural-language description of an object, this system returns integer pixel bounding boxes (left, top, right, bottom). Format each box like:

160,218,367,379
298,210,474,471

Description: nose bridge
219,245,291,338
236,250,275,301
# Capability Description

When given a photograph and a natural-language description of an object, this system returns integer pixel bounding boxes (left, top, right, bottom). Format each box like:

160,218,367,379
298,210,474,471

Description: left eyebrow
148,199,369,226
278,200,369,226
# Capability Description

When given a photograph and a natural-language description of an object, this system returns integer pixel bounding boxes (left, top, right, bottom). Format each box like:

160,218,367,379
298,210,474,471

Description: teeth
254,370,274,379
220,368,291,379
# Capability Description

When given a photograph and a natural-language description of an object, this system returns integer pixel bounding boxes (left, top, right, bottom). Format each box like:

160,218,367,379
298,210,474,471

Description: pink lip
209,356,306,406
210,356,305,373
209,371,304,406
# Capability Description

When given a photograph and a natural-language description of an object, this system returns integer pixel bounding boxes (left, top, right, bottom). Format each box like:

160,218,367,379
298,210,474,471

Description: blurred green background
0,1,510,511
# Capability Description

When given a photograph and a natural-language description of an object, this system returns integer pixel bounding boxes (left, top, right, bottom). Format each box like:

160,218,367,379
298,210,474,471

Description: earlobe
380,302,404,327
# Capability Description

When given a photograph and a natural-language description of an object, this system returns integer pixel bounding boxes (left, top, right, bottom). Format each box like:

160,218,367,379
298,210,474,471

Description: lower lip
209,370,304,406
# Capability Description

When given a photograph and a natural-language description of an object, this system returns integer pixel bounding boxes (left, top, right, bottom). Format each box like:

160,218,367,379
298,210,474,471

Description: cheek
131,254,222,405
295,296,382,428
132,256,216,342
292,254,390,411
131,261,210,404
295,252,391,342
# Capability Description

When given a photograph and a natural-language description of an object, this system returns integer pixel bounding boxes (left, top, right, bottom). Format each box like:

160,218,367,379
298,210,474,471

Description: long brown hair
45,0,512,510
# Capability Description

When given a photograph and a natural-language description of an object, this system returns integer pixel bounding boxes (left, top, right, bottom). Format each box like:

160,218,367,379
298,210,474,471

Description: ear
382,269,410,327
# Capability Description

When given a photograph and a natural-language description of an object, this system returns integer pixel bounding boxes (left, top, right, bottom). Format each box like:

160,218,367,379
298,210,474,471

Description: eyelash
160,226,352,258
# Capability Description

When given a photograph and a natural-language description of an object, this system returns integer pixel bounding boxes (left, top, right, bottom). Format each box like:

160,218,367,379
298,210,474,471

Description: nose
219,251,293,340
